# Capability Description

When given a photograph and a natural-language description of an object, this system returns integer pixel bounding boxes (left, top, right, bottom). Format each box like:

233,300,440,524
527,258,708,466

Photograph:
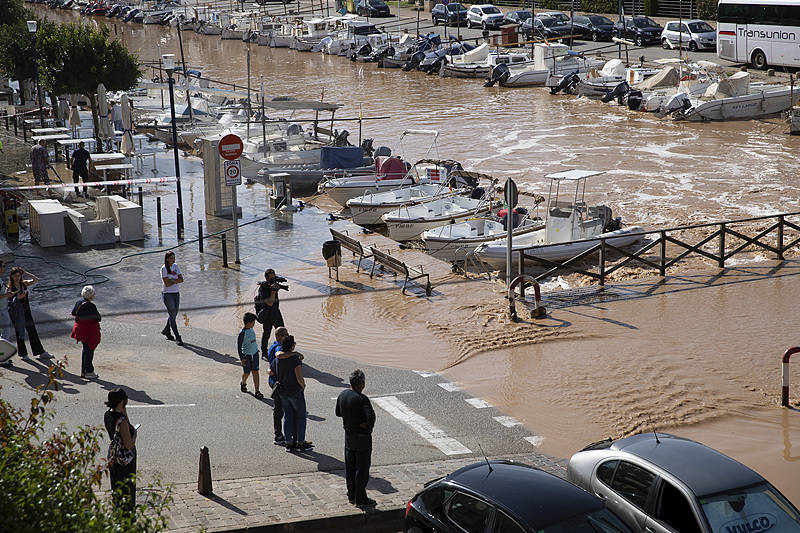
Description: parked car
522,16,572,40
571,14,615,41
567,433,800,533
404,460,635,533
613,16,663,46
661,19,716,51
504,9,531,26
466,4,505,30
536,11,570,23
431,2,468,26
356,0,390,17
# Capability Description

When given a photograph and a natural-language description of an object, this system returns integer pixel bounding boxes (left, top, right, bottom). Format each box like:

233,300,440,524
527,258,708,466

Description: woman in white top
161,251,184,346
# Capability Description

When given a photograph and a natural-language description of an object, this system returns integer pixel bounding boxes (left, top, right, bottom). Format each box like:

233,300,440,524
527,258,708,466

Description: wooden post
777,215,784,260
599,239,606,286
138,186,143,206
222,232,229,267
718,222,726,268
156,196,162,227
198,220,204,252
659,230,666,276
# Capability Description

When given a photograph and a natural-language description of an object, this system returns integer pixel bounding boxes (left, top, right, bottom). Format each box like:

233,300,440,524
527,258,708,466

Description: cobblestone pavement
165,453,567,532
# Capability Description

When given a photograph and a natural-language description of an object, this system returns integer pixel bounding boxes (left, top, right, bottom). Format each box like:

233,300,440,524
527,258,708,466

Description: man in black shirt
71,141,91,198
335,369,376,507
254,268,286,356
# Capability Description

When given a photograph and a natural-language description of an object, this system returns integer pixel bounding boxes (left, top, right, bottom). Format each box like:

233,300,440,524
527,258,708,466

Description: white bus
717,0,800,69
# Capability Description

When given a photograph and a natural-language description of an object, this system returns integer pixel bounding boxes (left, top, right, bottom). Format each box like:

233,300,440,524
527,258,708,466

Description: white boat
383,193,499,242
423,216,544,262
441,48,530,79
347,183,466,226
485,43,604,88
269,21,296,48
291,17,340,51
577,59,660,97
475,170,643,267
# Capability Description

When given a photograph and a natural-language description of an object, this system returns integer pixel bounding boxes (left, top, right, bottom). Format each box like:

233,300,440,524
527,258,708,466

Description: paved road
0,317,544,486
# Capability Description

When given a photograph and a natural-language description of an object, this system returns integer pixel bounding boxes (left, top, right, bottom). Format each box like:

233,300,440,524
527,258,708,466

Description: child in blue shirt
237,312,262,399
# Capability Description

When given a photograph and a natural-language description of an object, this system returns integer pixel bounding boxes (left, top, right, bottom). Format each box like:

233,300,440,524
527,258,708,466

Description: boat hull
677,87,800,121
323,179,416,207
384,205,495,241
423,220,544,262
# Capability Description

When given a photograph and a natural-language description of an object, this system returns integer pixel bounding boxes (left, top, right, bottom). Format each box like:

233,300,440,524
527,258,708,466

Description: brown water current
42,9,800,501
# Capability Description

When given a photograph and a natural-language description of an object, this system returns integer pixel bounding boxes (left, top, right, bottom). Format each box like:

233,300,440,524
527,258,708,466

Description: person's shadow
181,342,240,366
303,364,347,389
2,357,80,395
292,448,397,495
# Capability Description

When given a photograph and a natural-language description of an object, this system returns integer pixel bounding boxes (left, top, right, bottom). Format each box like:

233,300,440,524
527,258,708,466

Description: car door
468,7,479,25
664,22,677,42
625,19,636,40
592,459,658,532
644,478,705,533
444,491,495,533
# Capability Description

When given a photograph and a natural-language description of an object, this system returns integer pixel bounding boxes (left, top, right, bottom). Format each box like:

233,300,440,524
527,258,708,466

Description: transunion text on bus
738,27,797,40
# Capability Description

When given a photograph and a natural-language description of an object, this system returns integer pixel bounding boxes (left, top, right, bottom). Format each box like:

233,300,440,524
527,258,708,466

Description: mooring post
222,233,228,268
598,239,606,286
778,215,785,260
156,196,162,227
138,186,143,206
13,115,17,136
718,223,726,268
22,120,27,142
659,230,666,277
198,446,213,495
177,207,183,240
782,347,800,407
198,220,203,252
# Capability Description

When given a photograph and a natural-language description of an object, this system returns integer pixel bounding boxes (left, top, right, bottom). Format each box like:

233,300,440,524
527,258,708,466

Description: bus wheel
752,49,768,70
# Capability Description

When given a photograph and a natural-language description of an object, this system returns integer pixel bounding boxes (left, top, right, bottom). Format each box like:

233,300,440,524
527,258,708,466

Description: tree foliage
0,0,29,27
0,362,172,533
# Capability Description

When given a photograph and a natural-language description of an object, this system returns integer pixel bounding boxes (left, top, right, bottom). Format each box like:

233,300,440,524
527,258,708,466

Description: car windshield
590,15,613,25
688,21,714,32
514,11,531,19
447,3,466,11
539,17,558,27
633,16,659,28
483,6,500,14
700,482,800,533
370,0,387,5
541,508,632,533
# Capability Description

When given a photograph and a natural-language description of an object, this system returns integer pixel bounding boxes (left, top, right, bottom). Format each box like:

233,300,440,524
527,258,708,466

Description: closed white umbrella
57,98,70,123
96,83,113,140
69,94,81,135
120,94,134,156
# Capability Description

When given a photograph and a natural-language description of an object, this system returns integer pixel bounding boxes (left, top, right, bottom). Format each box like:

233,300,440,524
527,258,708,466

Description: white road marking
465,398,491,409
413,370,439,378
373,396,471,456
127,403,197,408
330,391,416,400
438,382,460,392
493,416,521,427
525,435,544,447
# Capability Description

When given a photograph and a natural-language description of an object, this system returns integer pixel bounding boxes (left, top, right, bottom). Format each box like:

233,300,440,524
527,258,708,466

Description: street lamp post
27,20,45,128
162,54,185,239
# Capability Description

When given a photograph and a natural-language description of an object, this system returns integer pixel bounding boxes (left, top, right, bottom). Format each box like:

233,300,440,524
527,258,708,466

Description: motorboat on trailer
378,33,440,68
440,46,531,79
474,170,643,267
485,43,603,88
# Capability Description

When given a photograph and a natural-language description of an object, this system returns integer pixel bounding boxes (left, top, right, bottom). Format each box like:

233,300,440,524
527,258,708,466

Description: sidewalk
165,452,567,532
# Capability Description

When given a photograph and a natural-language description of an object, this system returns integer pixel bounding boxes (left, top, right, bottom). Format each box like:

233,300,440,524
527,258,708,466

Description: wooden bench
369,246,432,296
330,228,372,272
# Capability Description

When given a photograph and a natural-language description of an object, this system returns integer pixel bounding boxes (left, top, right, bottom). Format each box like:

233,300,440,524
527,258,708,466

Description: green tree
0,362,173,532
0,20,38,104
0,0,29,27
38,22,141,145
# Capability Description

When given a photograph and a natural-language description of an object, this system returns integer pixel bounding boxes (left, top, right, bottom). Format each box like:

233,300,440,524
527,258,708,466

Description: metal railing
512,211,800,286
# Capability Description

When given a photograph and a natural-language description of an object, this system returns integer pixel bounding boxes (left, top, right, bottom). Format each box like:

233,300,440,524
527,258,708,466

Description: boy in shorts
237,312,263,399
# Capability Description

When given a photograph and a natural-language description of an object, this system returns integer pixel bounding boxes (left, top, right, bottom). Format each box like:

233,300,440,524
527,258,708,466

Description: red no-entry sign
218,134,244,160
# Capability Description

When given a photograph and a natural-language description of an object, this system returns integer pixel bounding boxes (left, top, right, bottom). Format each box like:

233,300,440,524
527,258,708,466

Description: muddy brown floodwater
40,8,800,502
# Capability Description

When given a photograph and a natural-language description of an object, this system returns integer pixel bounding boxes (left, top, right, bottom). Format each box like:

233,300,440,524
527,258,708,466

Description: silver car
661,19,716,51
567,433,800,533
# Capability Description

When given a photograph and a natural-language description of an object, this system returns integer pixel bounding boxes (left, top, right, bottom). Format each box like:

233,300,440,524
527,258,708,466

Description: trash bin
322,240,342,267
501,25,518,46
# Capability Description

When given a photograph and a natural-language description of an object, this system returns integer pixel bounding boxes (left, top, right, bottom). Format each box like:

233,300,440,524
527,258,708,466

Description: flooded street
38,8,800,501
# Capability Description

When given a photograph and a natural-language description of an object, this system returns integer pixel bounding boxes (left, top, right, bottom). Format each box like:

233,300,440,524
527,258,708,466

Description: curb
202,507,405,533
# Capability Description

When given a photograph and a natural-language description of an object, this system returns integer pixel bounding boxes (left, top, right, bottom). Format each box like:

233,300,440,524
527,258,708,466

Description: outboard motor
470,187,486,200
403,51,425,71
656,92,692,118
485,63,511,88
427,56,445,75
601,81,630,103
287,123,303,136
550,72,580,95
351,42,371,62
623,89,644,110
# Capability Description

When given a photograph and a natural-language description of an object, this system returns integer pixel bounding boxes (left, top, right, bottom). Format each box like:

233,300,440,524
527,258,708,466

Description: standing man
30,140,50,186
71,141,91,198
254,269,286,356
111,101,123,132
335,369,376,508
266,326,290,445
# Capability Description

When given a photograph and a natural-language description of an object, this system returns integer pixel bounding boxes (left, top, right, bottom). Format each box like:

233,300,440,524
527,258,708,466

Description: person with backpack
254,269,286,356
104,388,137,513
237,312,262,399
71,285,102,380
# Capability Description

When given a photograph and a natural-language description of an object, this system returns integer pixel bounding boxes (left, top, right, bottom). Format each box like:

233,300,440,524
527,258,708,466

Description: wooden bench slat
369,246,431,296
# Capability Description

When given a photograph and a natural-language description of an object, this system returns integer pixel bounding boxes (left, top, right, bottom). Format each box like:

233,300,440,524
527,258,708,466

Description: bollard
221,233,228,268
156,197,162,227
198,220,203,252
782,347,800,407
138,186,143,206
198,446,213,496
4,113,7,131
13,116,17,136
22,120,26,142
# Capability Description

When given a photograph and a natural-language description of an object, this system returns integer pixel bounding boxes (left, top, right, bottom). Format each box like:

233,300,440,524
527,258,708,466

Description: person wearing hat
104,388,137,513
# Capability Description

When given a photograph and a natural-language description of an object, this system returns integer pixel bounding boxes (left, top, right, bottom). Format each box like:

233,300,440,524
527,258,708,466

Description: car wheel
688,40,698,52
635,35,644,47
662,37,670,49
432,16,437,25
592,31,598,42
752,49,768,70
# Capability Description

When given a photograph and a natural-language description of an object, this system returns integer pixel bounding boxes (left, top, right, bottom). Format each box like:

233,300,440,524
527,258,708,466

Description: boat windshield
688,21,714,33
589,15,613,25
700,483,800,533
633,16,659,28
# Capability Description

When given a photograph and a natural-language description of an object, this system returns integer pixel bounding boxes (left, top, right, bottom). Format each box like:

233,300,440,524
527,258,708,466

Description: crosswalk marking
525,435,544,447
438,382,460,392
465,398,491,409
413,370,439,378
493,416,521,427
373,396,471,456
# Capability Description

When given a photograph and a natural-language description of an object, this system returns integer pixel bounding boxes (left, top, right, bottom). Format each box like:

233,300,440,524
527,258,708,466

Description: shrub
697,0,717,20
581,0,617,15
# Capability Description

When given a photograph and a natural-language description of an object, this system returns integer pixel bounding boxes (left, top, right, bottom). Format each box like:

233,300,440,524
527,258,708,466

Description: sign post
504,178,518,286
219,134,244,265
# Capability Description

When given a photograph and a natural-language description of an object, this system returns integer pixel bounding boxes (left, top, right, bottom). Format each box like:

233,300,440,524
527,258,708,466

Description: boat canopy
544,169,606,181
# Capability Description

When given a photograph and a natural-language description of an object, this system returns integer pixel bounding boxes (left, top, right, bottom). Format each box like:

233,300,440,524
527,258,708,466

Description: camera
270,276,289,292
